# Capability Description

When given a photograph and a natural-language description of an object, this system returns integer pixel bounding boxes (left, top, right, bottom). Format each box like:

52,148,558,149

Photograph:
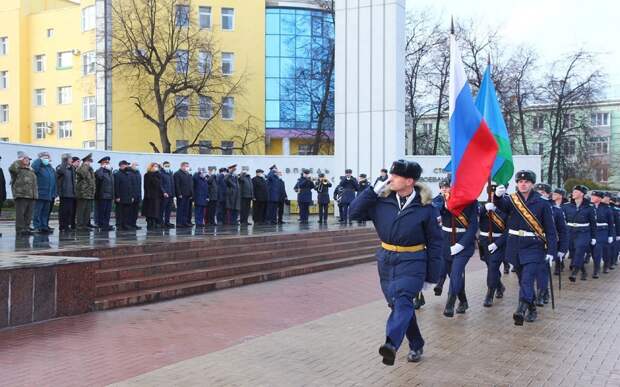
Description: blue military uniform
479,203,508,307
349,160,441,366
294,172,314,224
591,191,615,275
493,171,557,325
612,197,620,267
562,195,596,281
314,175,332,224
266,167,283,224
335,172,359,224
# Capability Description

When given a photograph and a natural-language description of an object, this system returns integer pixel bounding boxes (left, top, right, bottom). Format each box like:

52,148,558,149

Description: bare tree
109,0,249,154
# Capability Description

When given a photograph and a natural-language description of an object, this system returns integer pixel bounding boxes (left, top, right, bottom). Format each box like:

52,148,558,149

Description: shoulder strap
455,212,470,228
488,211,506,231
509,193,547,244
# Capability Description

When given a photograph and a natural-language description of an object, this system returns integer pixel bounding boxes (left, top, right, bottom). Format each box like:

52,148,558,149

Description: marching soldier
94,156,114,231
479,182,508,307
562,185,596,282
490,170,557,325
350,159,442,365
335,169,359,224
294,169,314,224
611,195,620,268
591,191,615,275
534,183,568,306
75,153,96,231
314,173,332,224
431,178,450,297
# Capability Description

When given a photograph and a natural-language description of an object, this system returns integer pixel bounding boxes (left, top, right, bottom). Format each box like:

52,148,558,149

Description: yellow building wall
0,4,24,143
111,0,266,155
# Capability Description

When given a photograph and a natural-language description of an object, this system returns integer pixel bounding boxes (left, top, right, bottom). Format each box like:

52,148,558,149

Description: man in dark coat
266,165,281,225
238,167,254,225
159,161,175,229
0,156,5,237
350,159,442,365
114,160,135,231
314,173,332,224
174,162,193,228
294,169,314,224
252,169,268,225
206,167,218,225
225,164,241,225
32,151,57,233
128,161,142,229
143,164,163,229
94,156,115,231
193,168,209,227
56,154,77,231
216,168,228,225
276,170,288,224
336,169,359,224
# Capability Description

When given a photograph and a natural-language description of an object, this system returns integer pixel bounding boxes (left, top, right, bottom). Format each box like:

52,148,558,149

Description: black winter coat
142,172,163,218
174,170,193,198
114,169,135,204
95,168,114,200
252,176,268,202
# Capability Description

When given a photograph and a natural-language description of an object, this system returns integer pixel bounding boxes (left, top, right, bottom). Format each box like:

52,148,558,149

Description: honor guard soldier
611,195,620,268
431,178,450,298
591,191,615,275
294,169,314,224
336,169,359,224
533,183,568,306
350,160,442,365
434,176,478,317
563,185,596,282
314,173,332,224
490,170,557,325
479,182,508,307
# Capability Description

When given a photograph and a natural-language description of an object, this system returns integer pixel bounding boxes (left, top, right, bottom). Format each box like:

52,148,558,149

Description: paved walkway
3,256,620,386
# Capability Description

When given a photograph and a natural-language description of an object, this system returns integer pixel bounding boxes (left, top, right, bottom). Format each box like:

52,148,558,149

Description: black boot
542,289,550,304
604,263,609,274
495,283,505,299
535,291,544,307
443,294,457,317
580,267,587,281
525,302,537,323
569,268,578,282
414,293,425,310
456,291,468,314
483,288,494,307
593,264,600,279
433,285,443,296
513,301,528,326
379,341,397,366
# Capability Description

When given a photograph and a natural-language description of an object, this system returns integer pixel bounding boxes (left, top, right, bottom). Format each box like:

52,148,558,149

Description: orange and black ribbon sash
509,193,547,245
455,212,469,229
488,211,506,231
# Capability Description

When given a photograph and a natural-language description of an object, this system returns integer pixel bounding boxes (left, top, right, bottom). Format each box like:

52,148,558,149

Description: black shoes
580,268,587,281
407,348,423,363
433,285,442,296
379,342,397,366
443,294,457,317
456,293,468,314
495,283,505,299
483,288,494,307
525,303,537,323
414,293,425,310
569,268,578,282
513,301,528,326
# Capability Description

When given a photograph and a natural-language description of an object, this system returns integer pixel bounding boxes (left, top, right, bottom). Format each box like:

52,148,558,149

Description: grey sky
406,0,620,98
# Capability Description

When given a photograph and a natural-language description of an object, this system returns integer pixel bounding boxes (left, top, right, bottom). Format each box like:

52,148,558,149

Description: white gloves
609,237,614,244
484,202,496,212
422,282,434,291
591,239,597,246
545,254,553,267
494,185,506,197
450,243,464,256
488,243,498,254
558,252,565,262
374,179,390,195
617,236,620,241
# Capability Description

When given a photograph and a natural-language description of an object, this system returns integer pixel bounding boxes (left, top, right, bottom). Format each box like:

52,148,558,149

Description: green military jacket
9,160,38,199
76,163,96,199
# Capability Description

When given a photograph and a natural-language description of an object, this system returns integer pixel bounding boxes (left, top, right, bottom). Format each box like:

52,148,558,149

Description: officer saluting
350,160,442,365
488,170,557,325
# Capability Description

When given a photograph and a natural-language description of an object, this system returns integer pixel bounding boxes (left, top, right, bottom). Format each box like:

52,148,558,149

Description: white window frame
199,95,212,119
82,96,96,120
57,51,73,69
34,54,46,72
83,140,96,149
81,6,96,32
199,6,212,29
34,89,46,107
57,121,72,139
176,96,189,119
34,122,47,139
0,71,6,90
82,51,96,75
198,51,212,74
58,86,72,105
0,105,8,123
221,8,235,31
421,122,433,133
0,37,7,56
221,97,234,120
221,52,234,75
532,115,545,130
590,112,610,127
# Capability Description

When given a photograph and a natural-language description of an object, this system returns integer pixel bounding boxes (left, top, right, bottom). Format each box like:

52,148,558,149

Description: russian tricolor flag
447,31,498,215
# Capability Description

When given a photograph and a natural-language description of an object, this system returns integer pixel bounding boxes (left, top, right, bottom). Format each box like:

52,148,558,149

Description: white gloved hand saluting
373,177,391,195
591,239,597,246
494,185,506,197
484,202,496,212
488,243,498,254
450,243,464,256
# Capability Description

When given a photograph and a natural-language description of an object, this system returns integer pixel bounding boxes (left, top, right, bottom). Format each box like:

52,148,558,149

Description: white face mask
153,167,159,172
103,164,111,170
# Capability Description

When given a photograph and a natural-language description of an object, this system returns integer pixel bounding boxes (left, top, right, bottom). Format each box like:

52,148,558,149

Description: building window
533,142,543,155
298,144,313,155
563,139,576,156
0,71,6,89
221,97,234,120
198,51,212,74
34,122,47,139
57,51,73,69
562,113,575,129
199,6,211,29
596,168,609,182
222,8,235,31
58,86,72,104
221,52,234,75
34,89,46,107
0,37,7,55
590,112,609,127
83,140,96,149
47,29,54,38
421,122,433,134
57,121,72,139
176,50,188,73
175,96,189,119
176,140,189,154
175,5,190,27
0,105,8,123
199,140,212,154
34,54,46,72
588,137,610,155
82,96,96,120
82,6,96,31
532,115,545,130
199,95,212,119
221,140,234,155
82,51,96,75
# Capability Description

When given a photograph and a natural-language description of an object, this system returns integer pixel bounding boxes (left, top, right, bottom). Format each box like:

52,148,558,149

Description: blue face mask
41,159,50,166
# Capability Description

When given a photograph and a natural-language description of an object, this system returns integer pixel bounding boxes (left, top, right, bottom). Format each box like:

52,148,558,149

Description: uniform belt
508,229,542,237
442,226,466,233
596,223,608,227
381,242,426,253
567,222,589,227
480,231,502,237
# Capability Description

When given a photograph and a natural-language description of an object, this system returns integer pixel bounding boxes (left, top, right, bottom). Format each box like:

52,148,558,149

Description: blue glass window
266,58,280,78
266,35,280,57
266,78,280,100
